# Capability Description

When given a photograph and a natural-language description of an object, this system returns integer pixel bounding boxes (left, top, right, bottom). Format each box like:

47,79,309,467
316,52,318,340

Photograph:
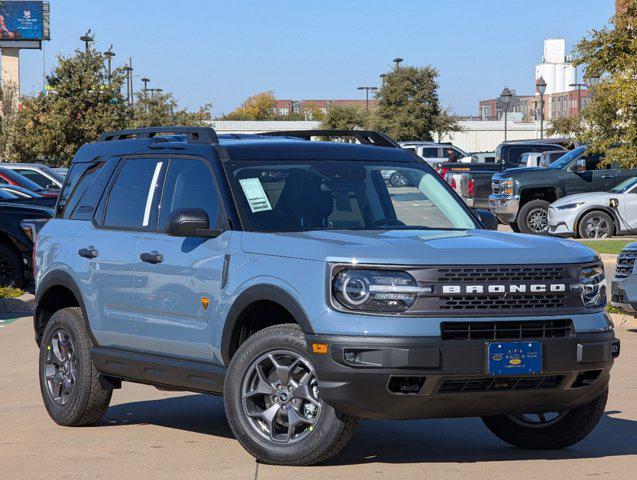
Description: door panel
134,234,229,361
619,191,637,232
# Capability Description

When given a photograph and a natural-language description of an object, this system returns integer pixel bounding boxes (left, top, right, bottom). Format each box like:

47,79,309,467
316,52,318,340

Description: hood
0,201,54,216
240,229,598,265
497,166,545,177
551,192,612,208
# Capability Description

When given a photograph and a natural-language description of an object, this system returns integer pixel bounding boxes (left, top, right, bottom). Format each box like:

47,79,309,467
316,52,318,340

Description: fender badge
201,297,210,310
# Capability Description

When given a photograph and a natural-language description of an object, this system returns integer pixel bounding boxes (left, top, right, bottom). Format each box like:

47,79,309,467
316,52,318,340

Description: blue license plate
488,341,542,376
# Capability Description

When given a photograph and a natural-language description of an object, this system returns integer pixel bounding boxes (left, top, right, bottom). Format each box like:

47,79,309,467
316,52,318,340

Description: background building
479,39,590,122
273,99,377,117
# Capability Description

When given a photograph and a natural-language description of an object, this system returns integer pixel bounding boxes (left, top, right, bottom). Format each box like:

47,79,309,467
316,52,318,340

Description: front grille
436,266,568,283
441,320,573,341
439,375,564,393
439,294,567,311
615,250,637,278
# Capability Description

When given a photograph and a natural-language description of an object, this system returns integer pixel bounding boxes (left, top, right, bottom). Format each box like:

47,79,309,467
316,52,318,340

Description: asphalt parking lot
1,311,636,480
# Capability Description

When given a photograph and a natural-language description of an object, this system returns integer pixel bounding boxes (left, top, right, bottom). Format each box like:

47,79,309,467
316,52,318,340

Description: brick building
273,99,377,117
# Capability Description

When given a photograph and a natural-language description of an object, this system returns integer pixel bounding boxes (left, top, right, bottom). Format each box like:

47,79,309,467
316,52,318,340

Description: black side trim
220,284,314,364
34,270,97,346
91,347,226,394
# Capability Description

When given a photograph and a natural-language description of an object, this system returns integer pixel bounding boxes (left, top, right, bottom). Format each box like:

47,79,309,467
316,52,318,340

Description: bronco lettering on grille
441,284,566,294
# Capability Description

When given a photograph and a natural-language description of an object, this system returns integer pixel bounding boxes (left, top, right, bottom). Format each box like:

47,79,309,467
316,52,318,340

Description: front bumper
489,194,520,224
307,331,618,420
462,197,489,209
547,206,577,237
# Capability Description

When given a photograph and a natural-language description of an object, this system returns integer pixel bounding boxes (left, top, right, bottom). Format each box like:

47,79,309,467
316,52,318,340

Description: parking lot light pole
79,29,94,52
379,73,387,87
104,46,115,83
569,81,586,115
500,86,512,142
357,86,378,110
536,76,547,139
584,75,600,100
141,77,150,97
393,57,403,71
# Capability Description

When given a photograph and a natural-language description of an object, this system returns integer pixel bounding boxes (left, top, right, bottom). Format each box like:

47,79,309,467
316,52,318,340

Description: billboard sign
0,1,45,41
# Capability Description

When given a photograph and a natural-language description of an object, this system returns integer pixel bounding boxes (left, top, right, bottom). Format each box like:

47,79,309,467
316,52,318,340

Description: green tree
546,114,585,139
372,65,444,141
3,47,128,165
433,108,463,142
223,91,276,120
131,91,211,128
573,2,637,168
320,104,369,130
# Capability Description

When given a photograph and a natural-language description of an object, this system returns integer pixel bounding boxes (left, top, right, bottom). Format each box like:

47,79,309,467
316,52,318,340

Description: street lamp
379,73,387,87
584,75,600,101
125,58,134,107
141,77,150,96
79,29,94,52
393,57,403,70
536,76,547,139
149,88,163,98
500,86,513,142
357,86,378,110
104,45,115,82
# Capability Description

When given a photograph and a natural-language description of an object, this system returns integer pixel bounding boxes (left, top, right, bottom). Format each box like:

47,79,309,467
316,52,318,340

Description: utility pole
104,45,115,83
357,86,378,110
79,29,94,52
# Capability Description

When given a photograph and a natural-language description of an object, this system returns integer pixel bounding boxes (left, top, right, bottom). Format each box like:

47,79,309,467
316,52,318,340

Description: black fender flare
574,206,621,235
34,270,97,346
220,284,314,365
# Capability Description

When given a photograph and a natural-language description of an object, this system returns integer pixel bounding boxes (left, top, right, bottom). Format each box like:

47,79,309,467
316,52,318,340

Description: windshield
611,177,637,193
548,146,586,170
226,160,477,232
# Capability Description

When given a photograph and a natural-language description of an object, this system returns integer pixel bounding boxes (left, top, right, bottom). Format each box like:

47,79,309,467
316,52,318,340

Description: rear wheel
578,211,615,238
0,243,23,288
517,199,550,234
224,324,357,466
482,389,607,449
39,307,112,426
390,172,408,188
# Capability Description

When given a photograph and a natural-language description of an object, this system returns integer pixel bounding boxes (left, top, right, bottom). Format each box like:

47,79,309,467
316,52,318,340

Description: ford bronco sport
34,127,619,466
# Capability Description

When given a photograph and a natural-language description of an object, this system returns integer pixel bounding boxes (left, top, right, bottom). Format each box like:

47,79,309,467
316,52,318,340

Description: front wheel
224,324,357,466
390,172,409,188
517,199,550,234
482,389,607,449
578,211,615,238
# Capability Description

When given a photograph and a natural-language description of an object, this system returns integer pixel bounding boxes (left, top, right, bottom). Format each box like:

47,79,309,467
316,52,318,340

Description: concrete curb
0,293,35,314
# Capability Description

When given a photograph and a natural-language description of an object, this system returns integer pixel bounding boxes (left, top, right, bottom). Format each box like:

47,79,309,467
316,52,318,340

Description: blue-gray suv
34,127,619,466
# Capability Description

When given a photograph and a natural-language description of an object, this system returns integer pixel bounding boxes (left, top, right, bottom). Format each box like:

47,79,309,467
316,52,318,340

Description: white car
399,141,467,168
548,177,637,238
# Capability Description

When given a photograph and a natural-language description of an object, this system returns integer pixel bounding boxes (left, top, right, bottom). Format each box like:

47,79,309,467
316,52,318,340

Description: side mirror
166,208,222,238
474,209,499,231
575,158,587,173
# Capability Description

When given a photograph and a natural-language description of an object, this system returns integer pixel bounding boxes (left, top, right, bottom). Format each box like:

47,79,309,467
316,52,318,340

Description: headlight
332,269,428,313
575,264,606,308
499,178,514,196
557,202,585,210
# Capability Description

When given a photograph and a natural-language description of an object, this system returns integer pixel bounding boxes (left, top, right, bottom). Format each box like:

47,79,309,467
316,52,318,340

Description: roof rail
98,126,219,144
260,130,399,148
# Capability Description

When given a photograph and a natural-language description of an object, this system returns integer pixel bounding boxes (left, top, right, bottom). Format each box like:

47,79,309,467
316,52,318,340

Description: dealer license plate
487,341,542,376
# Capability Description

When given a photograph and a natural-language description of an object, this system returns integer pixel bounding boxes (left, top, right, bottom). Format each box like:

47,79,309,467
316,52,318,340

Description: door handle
601,175,616,179
140,251,163,264
78,246,99,259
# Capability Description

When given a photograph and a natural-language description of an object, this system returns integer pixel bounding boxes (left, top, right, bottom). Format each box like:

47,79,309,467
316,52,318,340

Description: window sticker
239,177,273,213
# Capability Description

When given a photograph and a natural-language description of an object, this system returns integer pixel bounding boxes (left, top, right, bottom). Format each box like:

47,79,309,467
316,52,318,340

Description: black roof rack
260,130,399,148
98,126,219,144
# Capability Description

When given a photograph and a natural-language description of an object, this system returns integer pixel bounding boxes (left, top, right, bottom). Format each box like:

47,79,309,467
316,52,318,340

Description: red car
0,167,59,198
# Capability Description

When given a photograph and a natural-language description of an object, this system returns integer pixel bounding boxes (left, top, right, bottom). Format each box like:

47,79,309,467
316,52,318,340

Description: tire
390,172,408,188
578,211,615,239
508,222,521,233
224,324,358,466
482,388,608,450
0,243,24,288
38,307,112,426
517,199,550,234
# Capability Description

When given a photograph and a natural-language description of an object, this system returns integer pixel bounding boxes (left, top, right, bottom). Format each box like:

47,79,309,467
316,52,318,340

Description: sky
16,0,615,117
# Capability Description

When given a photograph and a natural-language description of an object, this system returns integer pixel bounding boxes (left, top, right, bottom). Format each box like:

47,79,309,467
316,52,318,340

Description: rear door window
103,158,165,230
420,148,439,158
